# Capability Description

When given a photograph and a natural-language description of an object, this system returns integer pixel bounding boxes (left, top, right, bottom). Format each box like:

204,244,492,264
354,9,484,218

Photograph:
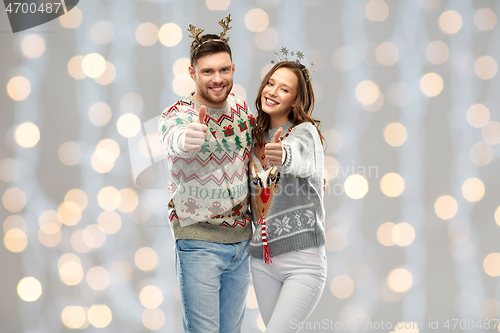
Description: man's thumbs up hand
178,105,208,152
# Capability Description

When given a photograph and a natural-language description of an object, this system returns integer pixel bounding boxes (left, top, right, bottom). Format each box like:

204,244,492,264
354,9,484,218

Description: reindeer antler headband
187,14,233,50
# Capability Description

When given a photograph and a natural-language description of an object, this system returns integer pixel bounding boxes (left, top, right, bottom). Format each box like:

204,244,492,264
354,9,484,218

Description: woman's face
261,68,298,127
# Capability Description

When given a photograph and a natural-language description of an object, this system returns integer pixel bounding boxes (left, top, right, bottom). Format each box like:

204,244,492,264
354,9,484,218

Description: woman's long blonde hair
254,61,325,146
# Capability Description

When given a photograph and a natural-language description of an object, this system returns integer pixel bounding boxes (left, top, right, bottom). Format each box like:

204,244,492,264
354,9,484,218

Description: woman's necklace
254,126,293,170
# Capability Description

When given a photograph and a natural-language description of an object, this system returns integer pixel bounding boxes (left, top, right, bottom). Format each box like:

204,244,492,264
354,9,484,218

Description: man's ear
231,62,235,74
189,65,196,81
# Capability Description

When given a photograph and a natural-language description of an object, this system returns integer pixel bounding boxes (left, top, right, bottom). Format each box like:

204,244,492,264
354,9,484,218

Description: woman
248,60,327,332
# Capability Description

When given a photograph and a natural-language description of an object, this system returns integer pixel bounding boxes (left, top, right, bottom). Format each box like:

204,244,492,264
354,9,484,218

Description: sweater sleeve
277,123,320,178
157,103,198,159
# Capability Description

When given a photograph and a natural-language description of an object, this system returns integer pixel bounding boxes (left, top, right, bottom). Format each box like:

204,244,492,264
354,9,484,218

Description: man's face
189,52,235,108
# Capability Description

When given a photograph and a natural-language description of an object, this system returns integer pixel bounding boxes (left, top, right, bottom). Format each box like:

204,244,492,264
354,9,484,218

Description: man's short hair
190,34,232,67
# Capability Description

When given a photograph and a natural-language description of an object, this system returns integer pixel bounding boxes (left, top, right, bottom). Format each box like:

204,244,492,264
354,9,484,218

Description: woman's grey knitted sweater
248,121,326,259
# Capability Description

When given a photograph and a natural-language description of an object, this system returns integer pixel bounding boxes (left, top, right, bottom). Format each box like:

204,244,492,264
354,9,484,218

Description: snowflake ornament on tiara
271,46,317,81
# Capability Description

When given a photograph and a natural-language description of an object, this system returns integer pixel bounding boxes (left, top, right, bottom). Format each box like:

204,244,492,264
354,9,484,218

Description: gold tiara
187,14,233,50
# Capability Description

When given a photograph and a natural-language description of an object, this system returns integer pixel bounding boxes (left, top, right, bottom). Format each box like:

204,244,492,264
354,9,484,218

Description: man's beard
198,81,233,106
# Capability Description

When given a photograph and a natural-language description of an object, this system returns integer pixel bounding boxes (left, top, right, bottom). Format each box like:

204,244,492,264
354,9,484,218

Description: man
157,15,254,333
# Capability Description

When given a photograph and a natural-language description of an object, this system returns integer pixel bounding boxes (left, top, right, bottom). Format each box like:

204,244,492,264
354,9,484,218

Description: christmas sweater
248,121,326,258
158,92,255,243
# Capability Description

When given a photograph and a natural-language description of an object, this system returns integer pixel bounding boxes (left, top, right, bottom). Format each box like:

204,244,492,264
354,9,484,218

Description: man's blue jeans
175,239,251,333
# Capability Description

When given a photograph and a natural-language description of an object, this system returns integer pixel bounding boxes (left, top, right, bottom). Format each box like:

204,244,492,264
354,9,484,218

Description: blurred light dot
244,9,269,32
375,42,398,66
247,285,258,309
461,178,485,202
91,21,114,45
470,142,493,166
120,92,143,114
378,222,397,246
140,285,163,309
255,27,279,51
439,10,462,34
94,62,116,85
142,309,166,330
21,34,45,59
62,306,87,329
435,195,458,220
83,224,106,249
482,121,500,145
109,261,133,284
118,188,139,213
206,0,230,10
172,73,196,97
82,53,106,78
59,7,83,29
312,81,323,102
384,122,407,147
3,215,26,233
326,228,347,252
58,141,81,166
39,210,62,234
387,268,412,292
257,314,266,331
426,40,449,65
323,129,343,153
365,0,389,21
71,229,91,253
385,82,408,107
420,72,443,97
38,228,61,247
14,122,40,148
87,267,110,291
96,139,120,164
344,174,369,199
173,58,190,76
3,188,26,212
91,151,115,173
231,84,247,101
58,202,82,226
474,8,497,31
65,189,88,212
447,220,470,244
362,92,384,112
381,281,404,302
495,206,500,227
98,186,121,211
68,56,86,80
330,275,355,299
89,102,112,126
475,56,498,80
260,63,274,80
380,172,405,197
0,158,20,182
88,305,112,328
136,22,158,46
7,76,31,101
393,222,415,247
17,277,42,302
481,298,500,320
324,156,340,183
117,113,141,138
4,228,27,252
355,80,380,105
467,104,490,128
484,253,500,277
332,47,356,72
98,211,122,234
135,247,158,272
59,258,84,285
159,23,182,47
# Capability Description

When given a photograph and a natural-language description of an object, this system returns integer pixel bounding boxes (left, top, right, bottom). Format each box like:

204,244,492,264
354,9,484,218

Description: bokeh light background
1,0,500,332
